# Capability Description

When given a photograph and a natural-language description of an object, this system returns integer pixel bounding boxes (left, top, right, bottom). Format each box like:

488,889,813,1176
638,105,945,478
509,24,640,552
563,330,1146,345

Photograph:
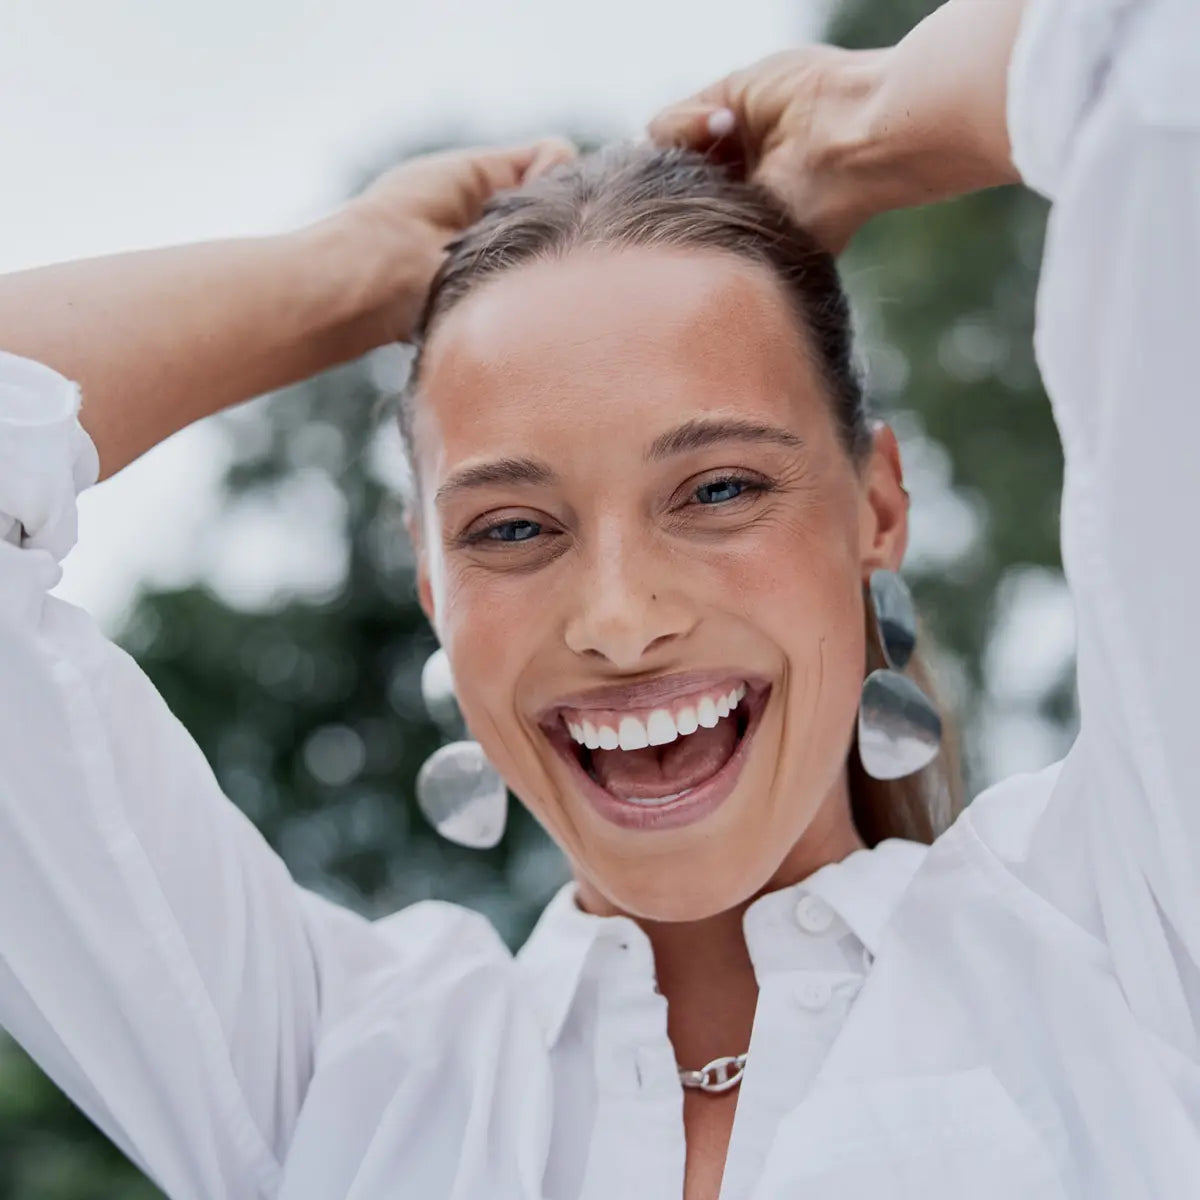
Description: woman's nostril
568,629,682,669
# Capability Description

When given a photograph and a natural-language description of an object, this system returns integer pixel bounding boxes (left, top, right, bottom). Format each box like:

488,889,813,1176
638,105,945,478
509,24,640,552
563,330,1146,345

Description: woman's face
411,246,908,921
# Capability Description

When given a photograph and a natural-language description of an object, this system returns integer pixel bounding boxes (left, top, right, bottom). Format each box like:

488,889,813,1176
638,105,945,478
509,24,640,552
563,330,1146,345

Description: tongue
592,719,738,800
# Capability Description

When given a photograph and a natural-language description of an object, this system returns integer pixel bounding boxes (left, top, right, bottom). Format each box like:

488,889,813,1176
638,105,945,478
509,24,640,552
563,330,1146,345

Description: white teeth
625,789,689,806
646,709,678,746
564,684,749,749
618,716,649,751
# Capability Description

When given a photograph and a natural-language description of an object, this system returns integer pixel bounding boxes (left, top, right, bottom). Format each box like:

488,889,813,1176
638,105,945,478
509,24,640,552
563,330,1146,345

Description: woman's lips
542,670,768,719
545,684,770,831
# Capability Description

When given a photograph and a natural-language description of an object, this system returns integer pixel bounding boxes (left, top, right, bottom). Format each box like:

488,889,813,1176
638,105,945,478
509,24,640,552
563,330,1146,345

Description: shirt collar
516,838,929,1050
800,837,929,957
516,881,645,1049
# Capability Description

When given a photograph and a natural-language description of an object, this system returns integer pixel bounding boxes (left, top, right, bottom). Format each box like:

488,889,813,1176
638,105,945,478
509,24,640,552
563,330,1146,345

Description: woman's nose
562,538,696,670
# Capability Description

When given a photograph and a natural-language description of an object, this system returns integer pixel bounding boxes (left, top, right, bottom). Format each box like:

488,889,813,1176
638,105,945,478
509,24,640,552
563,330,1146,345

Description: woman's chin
560,761,796,923
573,837,776,924
621,883,757,924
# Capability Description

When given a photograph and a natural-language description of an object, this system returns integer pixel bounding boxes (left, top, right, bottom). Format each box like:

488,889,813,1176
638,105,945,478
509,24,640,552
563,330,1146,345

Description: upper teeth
565,685,748,752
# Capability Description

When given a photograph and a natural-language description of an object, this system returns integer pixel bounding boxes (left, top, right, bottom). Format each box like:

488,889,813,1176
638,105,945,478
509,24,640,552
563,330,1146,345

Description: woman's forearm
835,0,1027,217
0,139,572,481
0,213,407,481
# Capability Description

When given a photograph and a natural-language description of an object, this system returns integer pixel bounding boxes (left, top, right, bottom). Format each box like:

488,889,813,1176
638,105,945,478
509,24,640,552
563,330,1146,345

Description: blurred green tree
830,0,1072,779
0,1,1077,1193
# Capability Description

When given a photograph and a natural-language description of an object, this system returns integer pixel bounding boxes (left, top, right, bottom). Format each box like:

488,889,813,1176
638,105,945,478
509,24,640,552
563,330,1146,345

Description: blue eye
695,478,747,505
485,519,540,543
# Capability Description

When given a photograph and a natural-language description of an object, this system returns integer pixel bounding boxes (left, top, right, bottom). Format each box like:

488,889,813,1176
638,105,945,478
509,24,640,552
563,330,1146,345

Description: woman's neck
576,782,866,1069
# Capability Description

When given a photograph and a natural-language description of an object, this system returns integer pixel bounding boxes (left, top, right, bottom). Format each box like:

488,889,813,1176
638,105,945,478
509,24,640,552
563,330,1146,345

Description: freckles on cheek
715,525,842,620
718,512,861,679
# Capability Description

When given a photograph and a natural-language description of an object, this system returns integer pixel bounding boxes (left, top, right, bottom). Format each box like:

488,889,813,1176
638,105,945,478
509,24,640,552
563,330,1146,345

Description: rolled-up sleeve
0,353,384,1198
1007,0,1200,1051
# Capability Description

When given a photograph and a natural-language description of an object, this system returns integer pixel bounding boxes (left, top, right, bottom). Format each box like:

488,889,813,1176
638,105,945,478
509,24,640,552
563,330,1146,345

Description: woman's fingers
459,141,563,198
466,137,577,192
524,136,579,181
345,137,577,343
452,138,577,218
647,100,738,152
361,138,575,241
648,46,884,253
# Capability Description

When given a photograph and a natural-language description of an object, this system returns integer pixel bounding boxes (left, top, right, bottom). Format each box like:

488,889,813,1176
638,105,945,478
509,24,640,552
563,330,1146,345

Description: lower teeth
624,789,689,806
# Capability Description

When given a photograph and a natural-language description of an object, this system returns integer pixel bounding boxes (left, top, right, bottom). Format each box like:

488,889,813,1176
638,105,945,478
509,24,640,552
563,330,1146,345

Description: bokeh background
0,0,1076,1193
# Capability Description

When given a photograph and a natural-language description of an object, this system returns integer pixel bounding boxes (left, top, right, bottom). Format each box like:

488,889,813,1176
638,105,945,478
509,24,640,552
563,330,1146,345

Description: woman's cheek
438,562,496,659
441,566,537,740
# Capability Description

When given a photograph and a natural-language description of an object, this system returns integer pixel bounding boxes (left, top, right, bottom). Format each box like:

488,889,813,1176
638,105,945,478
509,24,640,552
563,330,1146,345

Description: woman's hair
401,144,961,844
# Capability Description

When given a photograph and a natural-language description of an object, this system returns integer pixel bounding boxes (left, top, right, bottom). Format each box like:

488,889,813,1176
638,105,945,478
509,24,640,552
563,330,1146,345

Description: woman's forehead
414,245,822,458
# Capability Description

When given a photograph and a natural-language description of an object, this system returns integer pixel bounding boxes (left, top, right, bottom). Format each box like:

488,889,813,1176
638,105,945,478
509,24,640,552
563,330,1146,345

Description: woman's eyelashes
457,512,560,549
452,469,782,556
479,518,541,543
683,471,776,510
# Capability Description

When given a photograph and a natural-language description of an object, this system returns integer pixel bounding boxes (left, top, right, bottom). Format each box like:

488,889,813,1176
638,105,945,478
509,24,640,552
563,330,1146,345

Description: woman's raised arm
0,138,571,1196
0,139,572,480
1002,0,1200,1046
648,0,1025,252
654,0,1200,1046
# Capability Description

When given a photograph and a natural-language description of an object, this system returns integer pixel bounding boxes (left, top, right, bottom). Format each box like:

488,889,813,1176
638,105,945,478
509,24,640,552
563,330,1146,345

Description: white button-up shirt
2,0,1199,1196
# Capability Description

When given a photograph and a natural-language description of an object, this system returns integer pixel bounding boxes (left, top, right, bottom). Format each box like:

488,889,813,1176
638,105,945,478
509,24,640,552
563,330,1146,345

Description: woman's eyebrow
646,417,805,461
435,457,556,505
434,419,802,504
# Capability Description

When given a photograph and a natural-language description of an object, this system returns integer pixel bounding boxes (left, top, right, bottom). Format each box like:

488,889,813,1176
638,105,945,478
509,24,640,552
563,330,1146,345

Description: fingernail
707,108,736,138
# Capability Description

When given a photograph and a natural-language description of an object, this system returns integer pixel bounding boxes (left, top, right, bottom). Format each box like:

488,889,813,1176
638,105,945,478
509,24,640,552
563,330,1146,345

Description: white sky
1,0,816,628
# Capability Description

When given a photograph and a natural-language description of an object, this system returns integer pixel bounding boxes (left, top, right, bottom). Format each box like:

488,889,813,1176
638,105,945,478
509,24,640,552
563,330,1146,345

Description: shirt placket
578,932,685,1200
719,889,869,1200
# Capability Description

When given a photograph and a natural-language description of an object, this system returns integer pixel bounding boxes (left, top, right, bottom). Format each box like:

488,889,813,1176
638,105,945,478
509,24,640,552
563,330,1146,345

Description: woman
1,0,1196,1197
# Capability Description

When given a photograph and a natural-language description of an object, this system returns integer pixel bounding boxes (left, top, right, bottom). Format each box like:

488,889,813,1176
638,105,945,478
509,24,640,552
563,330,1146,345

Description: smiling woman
399,145,955,923
2,1,1199,1198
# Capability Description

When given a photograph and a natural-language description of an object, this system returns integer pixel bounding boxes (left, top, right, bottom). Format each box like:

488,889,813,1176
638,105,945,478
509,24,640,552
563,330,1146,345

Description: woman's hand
0,137,574,479
342,139,576,343
649,0,1026,253
648,46,886,252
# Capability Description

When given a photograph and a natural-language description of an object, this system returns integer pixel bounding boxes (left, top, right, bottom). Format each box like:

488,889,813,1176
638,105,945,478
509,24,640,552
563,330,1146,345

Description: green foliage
0,1041,160,1200
1,2,1073,1190
829,0,1068,773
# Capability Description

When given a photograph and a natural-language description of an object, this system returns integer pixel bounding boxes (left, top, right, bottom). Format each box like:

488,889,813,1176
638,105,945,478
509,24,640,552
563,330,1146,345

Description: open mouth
541,679,771,831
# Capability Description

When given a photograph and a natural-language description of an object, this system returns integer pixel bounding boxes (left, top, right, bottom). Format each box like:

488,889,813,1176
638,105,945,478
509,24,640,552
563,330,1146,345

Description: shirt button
794,978,833,1011
793,894,835,934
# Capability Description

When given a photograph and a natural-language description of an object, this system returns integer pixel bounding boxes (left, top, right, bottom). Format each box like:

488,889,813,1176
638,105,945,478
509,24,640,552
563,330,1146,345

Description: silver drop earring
857,570,943,780
414,647,508,848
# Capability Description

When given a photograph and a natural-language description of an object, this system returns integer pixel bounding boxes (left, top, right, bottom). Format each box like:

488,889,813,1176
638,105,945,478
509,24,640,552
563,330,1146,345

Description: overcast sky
1,0,816,627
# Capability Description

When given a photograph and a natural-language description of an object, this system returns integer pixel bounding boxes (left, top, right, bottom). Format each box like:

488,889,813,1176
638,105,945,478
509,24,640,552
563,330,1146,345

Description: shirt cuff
0,352,99,560
1007,0,1145,199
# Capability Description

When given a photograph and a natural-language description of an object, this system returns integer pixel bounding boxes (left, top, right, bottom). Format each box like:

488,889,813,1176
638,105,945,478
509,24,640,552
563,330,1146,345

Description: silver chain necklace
677,1052,748,1094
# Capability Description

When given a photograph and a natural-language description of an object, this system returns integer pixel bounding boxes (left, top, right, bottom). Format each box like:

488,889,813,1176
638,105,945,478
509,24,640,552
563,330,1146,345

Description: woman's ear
858,422,909,575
